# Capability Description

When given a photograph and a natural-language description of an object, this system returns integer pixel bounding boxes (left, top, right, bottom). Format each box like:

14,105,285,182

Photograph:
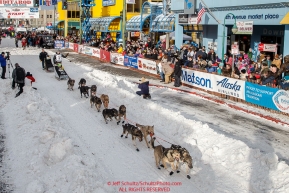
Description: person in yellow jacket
117,44,123,54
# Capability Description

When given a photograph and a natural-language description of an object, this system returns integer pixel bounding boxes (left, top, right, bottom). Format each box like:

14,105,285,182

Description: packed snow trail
0,39,288,192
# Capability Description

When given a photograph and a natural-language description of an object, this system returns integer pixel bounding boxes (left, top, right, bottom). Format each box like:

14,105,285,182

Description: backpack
16,67,25,81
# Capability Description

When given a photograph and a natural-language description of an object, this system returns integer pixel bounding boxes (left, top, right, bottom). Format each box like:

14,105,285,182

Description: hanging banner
0,0,34,7
110,52,124,65
124,55,138,69
0,7,39,18
181,69,213,91
184,0,196,14
92,48,100,58
84,46,92,55
100,49,111,62
211,75,245,100
54,40,65,49
258,43,277,52
69,42,74,50
137,58,157,75
235,21,253,35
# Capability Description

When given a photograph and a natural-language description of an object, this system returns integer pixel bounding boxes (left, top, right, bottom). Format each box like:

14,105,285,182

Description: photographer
0,52,8,79
12,63,26,98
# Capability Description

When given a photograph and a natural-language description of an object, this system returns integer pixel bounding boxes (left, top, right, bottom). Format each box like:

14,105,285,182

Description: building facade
173,0,289,58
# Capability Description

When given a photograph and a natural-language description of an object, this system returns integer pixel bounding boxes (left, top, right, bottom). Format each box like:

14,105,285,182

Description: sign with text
69,42,74,50
0,0,34,7
179,14,188,24
102,0,115,6
188,14,197,24
54,40,65,49
78,45,84,53
100,49,111,62
124,55,138,69
92,48,100,58
184,0,196,14
84,46,92,56
181,68,213,91
110,52,124,65
73,43,78,53
235,21,253,35
0,7,39,18
231,44,239,55
211,75,245,100
137,58,157,75
258,43,277,52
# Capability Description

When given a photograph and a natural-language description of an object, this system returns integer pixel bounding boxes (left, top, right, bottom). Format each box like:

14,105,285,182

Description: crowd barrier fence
65,42,289,116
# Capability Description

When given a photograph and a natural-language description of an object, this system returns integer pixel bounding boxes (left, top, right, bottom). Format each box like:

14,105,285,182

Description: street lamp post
221,13,238,74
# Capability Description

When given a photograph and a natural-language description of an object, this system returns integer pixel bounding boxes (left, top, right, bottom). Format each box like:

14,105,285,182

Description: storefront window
76,11,80,18
127,0,143,13
68,11,72,18
72,11,76,18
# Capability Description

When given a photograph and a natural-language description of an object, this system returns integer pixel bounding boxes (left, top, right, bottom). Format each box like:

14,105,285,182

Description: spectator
39,49,48,70
222,64,232,77
207,49,216,62
225,54,233,67
173,57,182,87
0,52,7,79
12,63,26,98
263,55,272,67
162,59,174,84
184,56,193,68
272,54,281,69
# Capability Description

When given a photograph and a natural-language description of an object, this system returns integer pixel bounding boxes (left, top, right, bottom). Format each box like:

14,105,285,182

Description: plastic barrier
64,41,289,114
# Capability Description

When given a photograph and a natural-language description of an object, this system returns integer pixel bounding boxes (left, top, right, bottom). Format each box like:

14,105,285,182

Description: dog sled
54,64,69,80
45,57,54,72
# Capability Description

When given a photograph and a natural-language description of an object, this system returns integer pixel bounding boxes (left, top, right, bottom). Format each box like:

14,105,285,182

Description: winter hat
241,69,246,74
140,77,147,83
26,72,32,77
15,63,19,67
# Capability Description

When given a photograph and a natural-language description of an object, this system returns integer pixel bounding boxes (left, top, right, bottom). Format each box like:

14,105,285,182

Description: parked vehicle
38,35,54,49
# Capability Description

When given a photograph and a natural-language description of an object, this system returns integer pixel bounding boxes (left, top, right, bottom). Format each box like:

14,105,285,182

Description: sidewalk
57,48,289,127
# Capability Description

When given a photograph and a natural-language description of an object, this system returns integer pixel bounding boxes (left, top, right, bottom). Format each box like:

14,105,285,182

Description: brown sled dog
117,105,126,125
151,137,180,176
100,94,109,109
136,123,154,148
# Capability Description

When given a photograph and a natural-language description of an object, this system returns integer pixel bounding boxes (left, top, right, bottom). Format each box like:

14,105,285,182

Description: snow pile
0,81,105,192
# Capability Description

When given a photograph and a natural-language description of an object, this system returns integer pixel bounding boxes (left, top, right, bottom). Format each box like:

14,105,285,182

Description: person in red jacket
26,72,36,87
22,37,27,50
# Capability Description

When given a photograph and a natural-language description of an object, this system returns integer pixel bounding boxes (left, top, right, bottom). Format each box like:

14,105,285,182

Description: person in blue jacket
136,77,151,99
0,52,7,79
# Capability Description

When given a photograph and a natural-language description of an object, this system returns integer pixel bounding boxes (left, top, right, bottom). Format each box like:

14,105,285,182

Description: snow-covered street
1,38,289,193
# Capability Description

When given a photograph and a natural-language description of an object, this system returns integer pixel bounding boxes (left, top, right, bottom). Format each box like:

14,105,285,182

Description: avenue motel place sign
0,0,33,6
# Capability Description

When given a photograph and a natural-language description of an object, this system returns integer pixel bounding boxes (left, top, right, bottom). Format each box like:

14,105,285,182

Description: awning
150,14,175,32
68,21,80,29
89,16,121,32
280,12,289,24
126,14,150,31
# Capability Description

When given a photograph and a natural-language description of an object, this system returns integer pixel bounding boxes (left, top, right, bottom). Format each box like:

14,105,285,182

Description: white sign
231,44,239,55
0,7,39,18
273,90,289,114
92,48,100,58
236,21,253,35
126,0,135,4
211,75,245,100
69,42,74,50
0,0,33,7
181,68,213,91
84,46,92,55
188,14,197,24
110,52,124,65
264,44,277,52
137,58,157,75
208,42,217,51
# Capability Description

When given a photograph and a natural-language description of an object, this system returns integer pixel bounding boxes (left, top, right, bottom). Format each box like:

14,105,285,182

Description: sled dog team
67,78,193,179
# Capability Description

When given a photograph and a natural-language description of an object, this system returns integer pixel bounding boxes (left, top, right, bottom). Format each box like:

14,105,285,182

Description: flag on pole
46,0,51,6
197,2,206,24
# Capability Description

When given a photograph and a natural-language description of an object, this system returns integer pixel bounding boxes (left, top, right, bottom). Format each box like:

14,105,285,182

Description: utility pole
79,3,82,44
121,0,126,48
54,4,56,34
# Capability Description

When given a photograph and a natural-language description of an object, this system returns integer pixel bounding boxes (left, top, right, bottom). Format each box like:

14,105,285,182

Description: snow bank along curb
64,42,289,117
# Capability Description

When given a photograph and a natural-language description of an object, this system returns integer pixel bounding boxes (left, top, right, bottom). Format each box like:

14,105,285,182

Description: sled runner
54,64,69,80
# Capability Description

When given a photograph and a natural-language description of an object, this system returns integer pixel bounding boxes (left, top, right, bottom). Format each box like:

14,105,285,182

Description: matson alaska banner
0,8,39,18
0,0,33,7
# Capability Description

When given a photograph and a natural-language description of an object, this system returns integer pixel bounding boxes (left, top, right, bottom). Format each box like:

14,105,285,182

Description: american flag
197,2,206,24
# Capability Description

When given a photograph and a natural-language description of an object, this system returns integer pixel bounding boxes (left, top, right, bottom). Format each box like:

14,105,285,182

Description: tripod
7,58,14,79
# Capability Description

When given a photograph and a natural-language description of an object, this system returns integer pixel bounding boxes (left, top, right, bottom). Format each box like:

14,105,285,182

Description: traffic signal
62,0,68,10
34,0,39,7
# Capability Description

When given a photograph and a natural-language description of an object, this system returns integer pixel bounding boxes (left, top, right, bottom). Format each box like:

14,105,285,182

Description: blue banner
245,82,279,111
124,55,138,69
65,41,69,48
54,40,65,49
